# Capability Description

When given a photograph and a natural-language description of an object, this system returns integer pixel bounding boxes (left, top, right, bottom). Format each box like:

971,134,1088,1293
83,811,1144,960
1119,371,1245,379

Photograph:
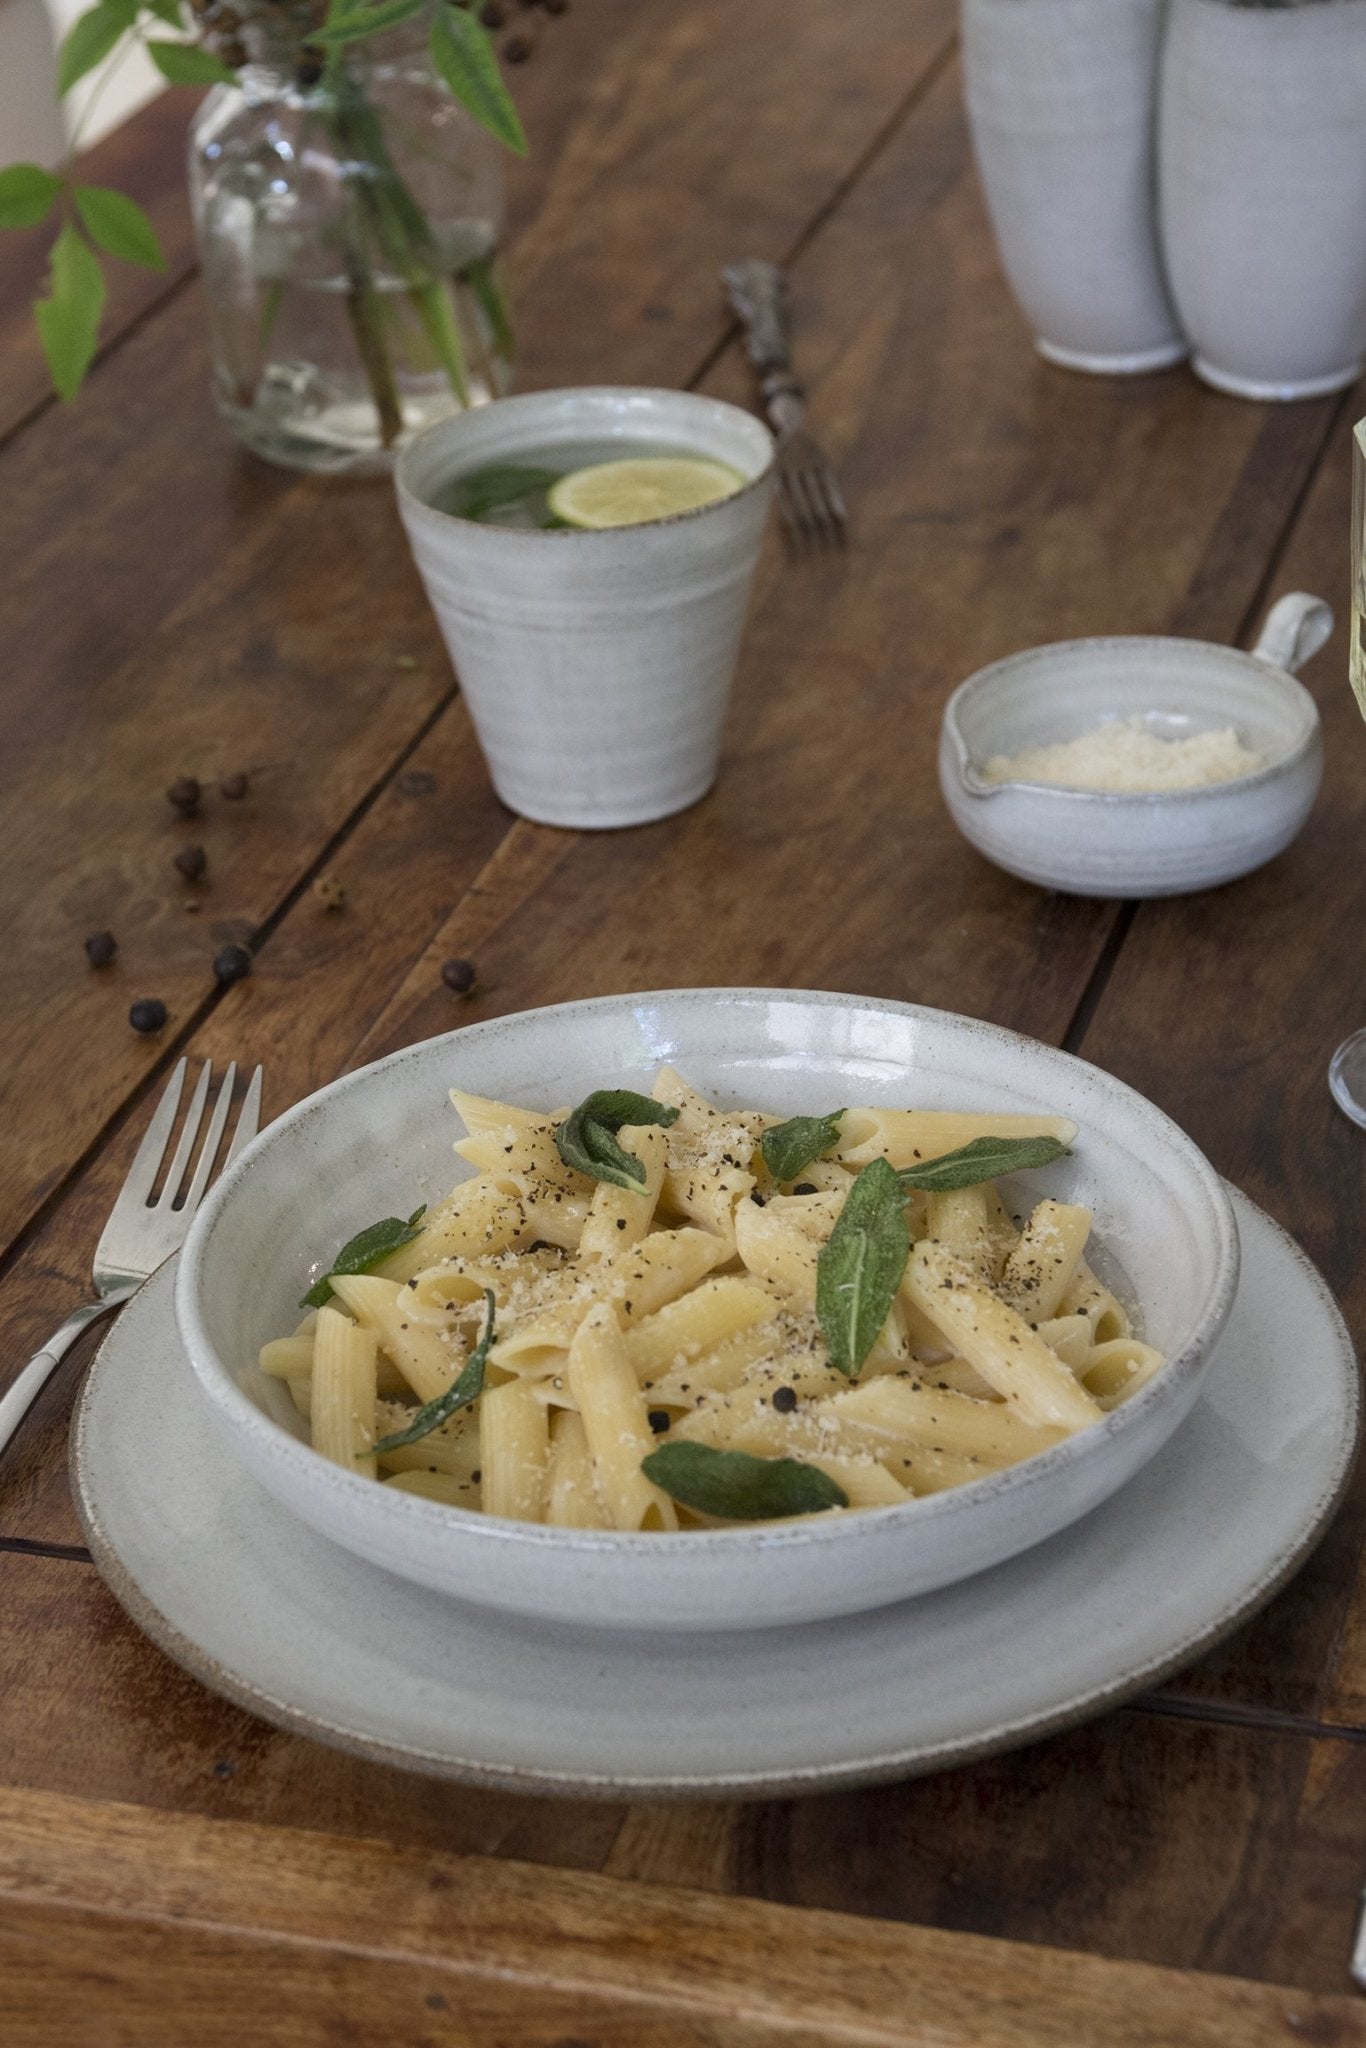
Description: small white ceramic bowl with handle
176,991,1239,1633
939,593,1330,898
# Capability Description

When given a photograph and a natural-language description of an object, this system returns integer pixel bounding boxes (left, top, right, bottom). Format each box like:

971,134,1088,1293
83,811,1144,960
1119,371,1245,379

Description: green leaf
555,1091,680,1193
74,186,165,270
302,1204,427,1309
0,164,61,231
146,40,239,84
34,223,105,401
373,1290,496,1452
429,4,528,154
761,1108,846,1186
57,2,134,95
144,0,186,26
816,1157,909,1378
442,463,562,524
312,0,426,42
896,1134,1072,1194
641,1442,848,1521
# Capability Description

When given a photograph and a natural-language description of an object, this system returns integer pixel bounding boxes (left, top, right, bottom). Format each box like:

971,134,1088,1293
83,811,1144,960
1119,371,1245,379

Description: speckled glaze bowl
939,593,1330,898
175,991,1240,1633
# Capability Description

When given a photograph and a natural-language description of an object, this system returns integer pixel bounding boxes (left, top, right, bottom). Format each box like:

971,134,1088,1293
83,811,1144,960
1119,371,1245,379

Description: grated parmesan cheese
982,715,1263,794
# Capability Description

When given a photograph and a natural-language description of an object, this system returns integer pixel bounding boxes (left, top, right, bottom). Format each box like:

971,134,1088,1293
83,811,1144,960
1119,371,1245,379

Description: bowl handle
1251,593,1334,676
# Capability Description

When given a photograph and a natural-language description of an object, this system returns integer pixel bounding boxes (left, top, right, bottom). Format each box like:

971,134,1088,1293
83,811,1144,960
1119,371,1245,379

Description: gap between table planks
5,1781,1366,2044
0,0,955,1269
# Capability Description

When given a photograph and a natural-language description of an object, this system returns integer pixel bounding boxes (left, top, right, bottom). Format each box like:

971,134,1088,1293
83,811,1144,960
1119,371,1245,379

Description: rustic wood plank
1063,393,1366,1725
5,1778,1366,2044
0,0,957,1271
3,1551,1365,1999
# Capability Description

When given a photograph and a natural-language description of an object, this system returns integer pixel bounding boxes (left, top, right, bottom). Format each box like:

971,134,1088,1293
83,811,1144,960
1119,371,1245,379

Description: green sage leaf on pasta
0,164,61,231
374,1290,495,1452
302,1204,427,1308
429,3,528,154
57,0,135,95
555,1090,680,1193
815,1156,909,1378
896,1133,1072,1194
760,1107,846,1185
641,1441,848,1520
312,0,426,41
145,40,239,84
74,186,165,270
34,223,105,401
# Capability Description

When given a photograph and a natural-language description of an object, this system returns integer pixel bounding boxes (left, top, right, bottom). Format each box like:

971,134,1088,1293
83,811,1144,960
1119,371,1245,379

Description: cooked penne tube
567,1302,678,1531
546,1408,608,1529
812,1375,1065,1465
903,1242,1103,1431
998,1200,1093,1325
577,1124,668,1260
310,1304,378,1477
479,1380,550,1522
1058,1257,1132,1342
328,1273,461,1404
835,1108,1078,1170
624,1277,776,1380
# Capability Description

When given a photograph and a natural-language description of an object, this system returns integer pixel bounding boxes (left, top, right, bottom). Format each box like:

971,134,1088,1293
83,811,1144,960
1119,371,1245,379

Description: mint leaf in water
641,1441,848,1520
0,164,61,231
556,1090,680,1193
74,186,165,270
761,1108,846,1185
35,223,104,401
896,1134,1072,1194
302,1205,427,1308
429,4,528,155
816,1157,909,1378
144,39,238,84
374,1290,496,1453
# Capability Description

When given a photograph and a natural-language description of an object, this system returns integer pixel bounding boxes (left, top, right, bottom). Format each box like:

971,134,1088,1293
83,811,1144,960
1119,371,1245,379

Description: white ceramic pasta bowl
175,991,1240,1632
939,594,1330,899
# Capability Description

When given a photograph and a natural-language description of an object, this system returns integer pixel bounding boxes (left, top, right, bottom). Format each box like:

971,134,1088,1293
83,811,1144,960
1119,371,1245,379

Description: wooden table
4,6,1366,2039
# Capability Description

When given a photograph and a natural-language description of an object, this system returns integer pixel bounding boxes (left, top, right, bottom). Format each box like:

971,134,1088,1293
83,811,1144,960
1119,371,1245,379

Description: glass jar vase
189,17,512,475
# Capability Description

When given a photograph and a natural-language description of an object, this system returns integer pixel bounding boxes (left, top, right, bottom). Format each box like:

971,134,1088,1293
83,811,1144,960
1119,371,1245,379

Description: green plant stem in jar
190,10,515,474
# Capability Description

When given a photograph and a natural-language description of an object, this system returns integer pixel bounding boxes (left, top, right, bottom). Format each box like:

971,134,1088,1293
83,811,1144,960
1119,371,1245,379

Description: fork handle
0,1292,133,1458
723,260,806,414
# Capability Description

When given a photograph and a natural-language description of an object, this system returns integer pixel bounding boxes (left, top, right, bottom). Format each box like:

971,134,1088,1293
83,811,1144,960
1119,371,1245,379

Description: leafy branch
3,0,525,403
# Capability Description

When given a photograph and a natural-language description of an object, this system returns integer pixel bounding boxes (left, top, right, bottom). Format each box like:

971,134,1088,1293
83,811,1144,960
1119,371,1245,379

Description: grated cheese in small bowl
981,715,1265,794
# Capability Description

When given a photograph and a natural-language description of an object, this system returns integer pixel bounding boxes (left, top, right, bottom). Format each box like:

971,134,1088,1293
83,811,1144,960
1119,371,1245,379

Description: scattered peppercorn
167,775,201,817
771,1385,798,1414
219,771,250,800
313,875,346,912
213,944,252,987
479,0,504,22
793,1182,818,1196
503,32,532,59
129,998,168,1034
174,844,208,882
647,1409,671,1434
84,930,117,968
441,956,477,994
542,0,568,15
295,56,323,87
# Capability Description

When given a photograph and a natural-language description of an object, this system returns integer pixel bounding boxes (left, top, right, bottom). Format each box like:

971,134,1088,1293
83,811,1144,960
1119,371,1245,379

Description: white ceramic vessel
962,0,1184,374
82,1187,1355,1795
394,388,773,830
175,991,1239,1635
1159,0,1366,400
939,593,1330,899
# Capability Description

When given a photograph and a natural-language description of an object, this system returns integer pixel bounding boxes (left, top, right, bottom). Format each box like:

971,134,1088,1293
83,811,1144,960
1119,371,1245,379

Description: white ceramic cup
395,388,774,829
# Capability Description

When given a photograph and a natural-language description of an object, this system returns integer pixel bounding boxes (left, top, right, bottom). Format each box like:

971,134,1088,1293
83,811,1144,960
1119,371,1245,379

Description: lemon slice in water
548,456,745,529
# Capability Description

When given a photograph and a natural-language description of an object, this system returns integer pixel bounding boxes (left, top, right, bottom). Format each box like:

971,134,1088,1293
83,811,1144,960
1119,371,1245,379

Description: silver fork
0,1057,262,1457
723,258,847,547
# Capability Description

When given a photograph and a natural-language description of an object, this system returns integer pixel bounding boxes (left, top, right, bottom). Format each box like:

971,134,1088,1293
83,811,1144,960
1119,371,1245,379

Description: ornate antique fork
723,258,847,546
0,1058,263,1457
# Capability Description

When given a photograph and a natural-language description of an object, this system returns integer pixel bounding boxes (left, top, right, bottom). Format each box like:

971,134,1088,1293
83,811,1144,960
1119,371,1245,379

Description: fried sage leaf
816,1156,909,1378
760,1107,846,1186
302,1205,427,1309
555,1089,680,1192
896,1133,1071,1194
373,1290,496,1453
641,1441,848,1520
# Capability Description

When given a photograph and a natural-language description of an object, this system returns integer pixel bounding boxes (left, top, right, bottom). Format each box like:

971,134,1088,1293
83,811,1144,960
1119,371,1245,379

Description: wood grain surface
4,1,1366,2036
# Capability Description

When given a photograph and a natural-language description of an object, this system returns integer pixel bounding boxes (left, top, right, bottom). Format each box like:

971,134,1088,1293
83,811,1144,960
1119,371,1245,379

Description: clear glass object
1332,418,1366,1122
189,18,513,476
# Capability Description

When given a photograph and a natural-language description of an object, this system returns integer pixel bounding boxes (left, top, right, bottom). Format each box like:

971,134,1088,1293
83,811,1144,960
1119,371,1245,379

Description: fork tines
126,1057,263,1213
775,432,848,548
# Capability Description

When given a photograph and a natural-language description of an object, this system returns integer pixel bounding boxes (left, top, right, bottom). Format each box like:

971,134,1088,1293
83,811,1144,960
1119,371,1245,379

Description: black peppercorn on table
3,7,1366,2040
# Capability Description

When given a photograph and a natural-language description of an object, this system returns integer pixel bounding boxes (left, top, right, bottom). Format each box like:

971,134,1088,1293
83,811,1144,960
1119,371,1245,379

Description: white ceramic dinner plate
73,1186,1357,1799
